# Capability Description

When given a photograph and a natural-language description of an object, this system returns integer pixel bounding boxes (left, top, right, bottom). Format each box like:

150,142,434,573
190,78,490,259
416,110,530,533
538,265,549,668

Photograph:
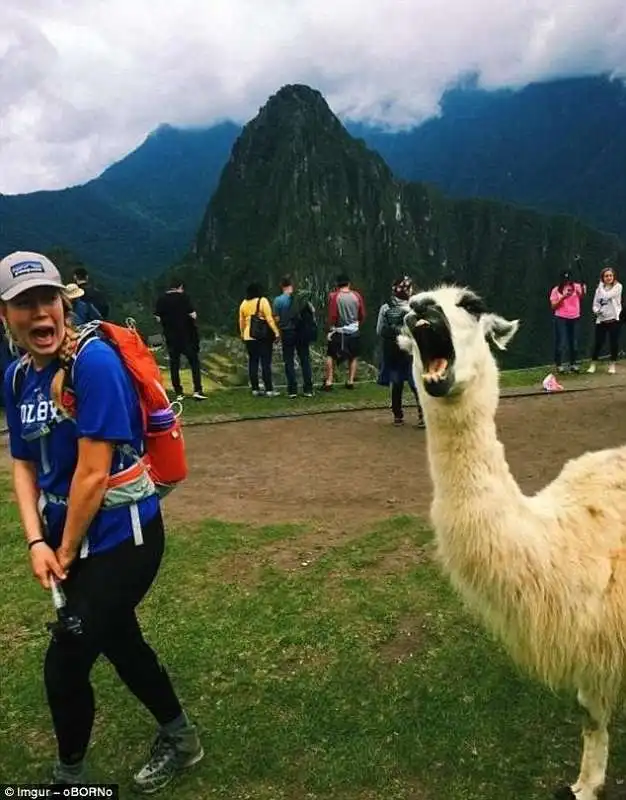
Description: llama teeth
422,369,448,382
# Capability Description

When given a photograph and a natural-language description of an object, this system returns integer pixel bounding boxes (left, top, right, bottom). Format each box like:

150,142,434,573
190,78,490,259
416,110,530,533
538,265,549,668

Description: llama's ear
482,314,519,350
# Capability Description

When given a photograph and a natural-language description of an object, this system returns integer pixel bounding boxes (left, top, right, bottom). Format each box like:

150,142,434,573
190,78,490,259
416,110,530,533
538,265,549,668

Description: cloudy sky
2,0,625,194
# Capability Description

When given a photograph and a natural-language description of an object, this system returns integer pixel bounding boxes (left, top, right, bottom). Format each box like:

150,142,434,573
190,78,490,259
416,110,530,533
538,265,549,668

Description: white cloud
2,0,625,193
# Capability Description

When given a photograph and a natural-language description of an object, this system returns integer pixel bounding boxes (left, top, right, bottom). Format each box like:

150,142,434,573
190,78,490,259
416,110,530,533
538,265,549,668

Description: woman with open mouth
0,251,203,793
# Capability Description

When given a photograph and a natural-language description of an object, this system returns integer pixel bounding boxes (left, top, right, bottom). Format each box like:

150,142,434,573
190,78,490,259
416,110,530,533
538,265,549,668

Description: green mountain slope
0,123,240,278
177,84,624,368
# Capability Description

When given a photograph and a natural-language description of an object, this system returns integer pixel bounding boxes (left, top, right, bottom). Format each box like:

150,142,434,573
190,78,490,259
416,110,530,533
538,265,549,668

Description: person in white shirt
587,266,623,374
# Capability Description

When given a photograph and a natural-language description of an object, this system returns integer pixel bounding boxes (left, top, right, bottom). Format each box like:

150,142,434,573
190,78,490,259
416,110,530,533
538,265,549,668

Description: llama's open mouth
404,312,456,397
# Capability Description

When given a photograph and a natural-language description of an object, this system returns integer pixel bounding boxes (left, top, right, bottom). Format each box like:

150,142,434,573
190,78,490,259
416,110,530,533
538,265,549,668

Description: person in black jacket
72,268,110,320
376,276,424,427
154,278,207,401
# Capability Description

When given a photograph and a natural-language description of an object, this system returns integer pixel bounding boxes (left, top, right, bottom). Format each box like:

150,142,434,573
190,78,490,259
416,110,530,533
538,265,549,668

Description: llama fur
399,285,626,800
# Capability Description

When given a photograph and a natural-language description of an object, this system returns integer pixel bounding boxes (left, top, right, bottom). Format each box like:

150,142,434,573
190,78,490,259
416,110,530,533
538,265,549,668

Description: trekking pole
47,575,83,640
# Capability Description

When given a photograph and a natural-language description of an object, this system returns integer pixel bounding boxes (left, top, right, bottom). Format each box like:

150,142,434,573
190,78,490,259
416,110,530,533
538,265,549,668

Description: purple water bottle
147,407,177,433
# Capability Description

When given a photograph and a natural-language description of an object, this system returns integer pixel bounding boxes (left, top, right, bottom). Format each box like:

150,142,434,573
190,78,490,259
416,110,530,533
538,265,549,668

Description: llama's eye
457,292,486,319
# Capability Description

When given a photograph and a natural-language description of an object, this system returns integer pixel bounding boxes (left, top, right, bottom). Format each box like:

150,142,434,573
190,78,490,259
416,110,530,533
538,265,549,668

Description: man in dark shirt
72,267,110,319
154,279,207,401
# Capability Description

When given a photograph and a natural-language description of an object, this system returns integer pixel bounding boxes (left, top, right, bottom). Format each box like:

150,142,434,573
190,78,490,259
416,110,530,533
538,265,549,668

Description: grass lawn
1,474,623,799
171,364,556,424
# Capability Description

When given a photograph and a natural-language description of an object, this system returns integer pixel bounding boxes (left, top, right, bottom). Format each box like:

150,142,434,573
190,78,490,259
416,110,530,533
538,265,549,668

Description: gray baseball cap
0,251,65,301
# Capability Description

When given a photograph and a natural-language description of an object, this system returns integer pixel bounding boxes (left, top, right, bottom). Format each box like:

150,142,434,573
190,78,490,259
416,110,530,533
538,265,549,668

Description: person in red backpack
0,251,202,793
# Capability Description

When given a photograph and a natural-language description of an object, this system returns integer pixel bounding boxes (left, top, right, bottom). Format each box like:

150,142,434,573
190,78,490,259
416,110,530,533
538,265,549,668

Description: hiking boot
51,759,89,784
303,391,314,398
393,417,404,426
321,384,333,392
417,417,426,429
265,390,281,397
288,393,298,399
608,363,617,374
192,391,208,401
345,382,355,390
251,389,265,397
132,723,204,794
587,363,596,374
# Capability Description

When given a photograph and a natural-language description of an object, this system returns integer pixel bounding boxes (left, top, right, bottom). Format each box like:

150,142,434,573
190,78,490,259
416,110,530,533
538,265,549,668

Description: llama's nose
409,297,438,319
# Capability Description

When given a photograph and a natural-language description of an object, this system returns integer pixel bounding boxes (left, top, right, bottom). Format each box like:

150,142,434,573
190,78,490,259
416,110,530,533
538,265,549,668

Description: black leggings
592,320,621,362
44,511,182,764
246,339,273,391
391,381,421,420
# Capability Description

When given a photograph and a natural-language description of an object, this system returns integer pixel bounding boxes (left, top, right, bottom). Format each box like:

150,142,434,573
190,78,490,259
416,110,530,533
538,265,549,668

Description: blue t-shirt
71,298,101,326
273,293,295,332
4,338,159,556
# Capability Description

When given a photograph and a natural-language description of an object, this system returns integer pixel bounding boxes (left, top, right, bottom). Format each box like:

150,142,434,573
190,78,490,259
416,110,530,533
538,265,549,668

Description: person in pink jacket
549,270,586,373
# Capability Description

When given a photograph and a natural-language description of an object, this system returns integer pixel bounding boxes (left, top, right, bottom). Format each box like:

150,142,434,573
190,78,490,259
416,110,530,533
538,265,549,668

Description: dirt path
2,385,626,542
163,386,626,530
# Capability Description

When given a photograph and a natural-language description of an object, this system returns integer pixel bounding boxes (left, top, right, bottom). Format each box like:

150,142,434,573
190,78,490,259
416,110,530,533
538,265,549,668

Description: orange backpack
53,321,188,495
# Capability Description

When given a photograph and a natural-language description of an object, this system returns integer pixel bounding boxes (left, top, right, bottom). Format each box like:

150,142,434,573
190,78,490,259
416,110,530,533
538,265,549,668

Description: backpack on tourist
293,297,318,343
13,321,188,496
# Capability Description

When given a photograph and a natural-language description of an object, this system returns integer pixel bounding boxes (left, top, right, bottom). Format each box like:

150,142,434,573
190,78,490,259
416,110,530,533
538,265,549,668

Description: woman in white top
587,266,623,374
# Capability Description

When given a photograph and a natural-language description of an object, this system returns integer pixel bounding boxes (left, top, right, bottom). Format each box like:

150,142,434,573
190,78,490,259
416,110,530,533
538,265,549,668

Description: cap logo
10,260,46,278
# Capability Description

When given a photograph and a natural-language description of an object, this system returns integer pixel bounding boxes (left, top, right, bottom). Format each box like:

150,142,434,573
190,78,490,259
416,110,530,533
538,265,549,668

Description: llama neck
423,370,523,510
420,369,572,691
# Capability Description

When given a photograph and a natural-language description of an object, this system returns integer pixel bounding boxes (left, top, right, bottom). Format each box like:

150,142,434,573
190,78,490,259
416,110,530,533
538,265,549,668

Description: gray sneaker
132,723,204,794
51,760,89,784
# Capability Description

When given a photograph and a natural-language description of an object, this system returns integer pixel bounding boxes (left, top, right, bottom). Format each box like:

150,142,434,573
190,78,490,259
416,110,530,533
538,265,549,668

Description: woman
0,251,202,792
63,282,101,327
548,269,586,373
376,276,424,427
587,266,623,374
238,282,280,396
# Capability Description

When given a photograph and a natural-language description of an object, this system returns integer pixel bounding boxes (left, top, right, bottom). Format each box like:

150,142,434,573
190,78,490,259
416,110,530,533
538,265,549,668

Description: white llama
398,285,626,800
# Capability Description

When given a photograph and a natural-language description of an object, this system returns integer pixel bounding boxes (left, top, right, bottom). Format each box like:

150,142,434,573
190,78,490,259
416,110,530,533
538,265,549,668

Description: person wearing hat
0,251,203,791
63,283,101,327
376,276,425,427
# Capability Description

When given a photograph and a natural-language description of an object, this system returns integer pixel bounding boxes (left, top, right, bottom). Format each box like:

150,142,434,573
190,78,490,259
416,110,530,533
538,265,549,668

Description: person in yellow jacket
239,283,281,396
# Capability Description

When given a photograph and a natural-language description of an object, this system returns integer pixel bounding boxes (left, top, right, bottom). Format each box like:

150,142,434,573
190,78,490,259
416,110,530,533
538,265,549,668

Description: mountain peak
194,84,416,305
251,83,341,135
272,83,327,103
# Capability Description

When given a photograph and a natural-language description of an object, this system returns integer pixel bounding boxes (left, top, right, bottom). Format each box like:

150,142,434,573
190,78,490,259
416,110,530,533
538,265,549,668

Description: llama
398,285,626,800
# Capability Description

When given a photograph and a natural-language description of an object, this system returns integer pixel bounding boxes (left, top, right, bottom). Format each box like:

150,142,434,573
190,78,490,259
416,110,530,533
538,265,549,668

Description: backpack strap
68,322,104,383
52,323,103,418
12,355,31,405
